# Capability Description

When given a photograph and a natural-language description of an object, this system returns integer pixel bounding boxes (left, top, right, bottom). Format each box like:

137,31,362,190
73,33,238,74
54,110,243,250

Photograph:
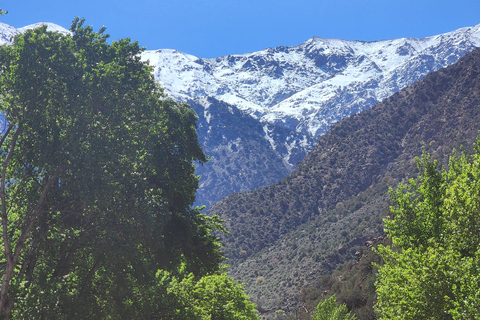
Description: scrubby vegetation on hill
209,47,480,314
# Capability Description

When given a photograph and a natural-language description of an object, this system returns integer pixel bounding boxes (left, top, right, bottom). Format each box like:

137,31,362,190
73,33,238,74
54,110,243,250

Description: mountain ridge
141,23,480,208
0,22,70,45
142,23,480,160
209,47,480,314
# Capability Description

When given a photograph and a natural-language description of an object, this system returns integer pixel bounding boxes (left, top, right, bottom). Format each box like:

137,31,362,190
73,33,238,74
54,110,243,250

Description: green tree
0,18,230,318
155,266,259,320
312,294,356,320
375,146,480,319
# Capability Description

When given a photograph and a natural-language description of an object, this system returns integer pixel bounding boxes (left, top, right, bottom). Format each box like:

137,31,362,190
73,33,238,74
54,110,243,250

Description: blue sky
1,0,480,58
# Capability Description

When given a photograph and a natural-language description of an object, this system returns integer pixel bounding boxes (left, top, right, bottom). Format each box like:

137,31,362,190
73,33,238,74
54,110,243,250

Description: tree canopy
375,145,480,319
0,18,254,319
156,267,259,320
312,294,356,320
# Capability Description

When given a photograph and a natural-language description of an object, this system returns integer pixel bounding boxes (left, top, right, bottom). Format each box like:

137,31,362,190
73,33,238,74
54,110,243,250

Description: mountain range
142,23,480,207
3,21,480,316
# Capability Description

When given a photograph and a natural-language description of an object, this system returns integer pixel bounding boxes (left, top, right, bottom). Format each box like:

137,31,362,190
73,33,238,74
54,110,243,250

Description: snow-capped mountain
141,24,480,168
0,22,70,45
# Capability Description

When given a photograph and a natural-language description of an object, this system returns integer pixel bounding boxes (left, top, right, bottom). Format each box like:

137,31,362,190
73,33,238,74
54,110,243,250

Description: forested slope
208,48,480,313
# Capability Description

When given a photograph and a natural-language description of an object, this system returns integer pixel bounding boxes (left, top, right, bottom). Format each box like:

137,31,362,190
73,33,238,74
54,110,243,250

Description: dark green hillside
208,47,480,313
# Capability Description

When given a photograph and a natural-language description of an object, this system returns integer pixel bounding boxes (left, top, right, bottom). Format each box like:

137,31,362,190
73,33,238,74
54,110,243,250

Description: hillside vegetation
208,47,480,314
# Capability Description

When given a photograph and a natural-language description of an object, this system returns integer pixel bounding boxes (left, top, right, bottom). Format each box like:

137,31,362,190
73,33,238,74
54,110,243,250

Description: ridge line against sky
1,0,480,59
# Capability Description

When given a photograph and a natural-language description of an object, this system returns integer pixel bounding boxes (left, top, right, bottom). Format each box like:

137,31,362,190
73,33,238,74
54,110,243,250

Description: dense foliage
311,295,356,320
0,19,257,319
376,147,480,319
156,266,258,319
307,248,383,320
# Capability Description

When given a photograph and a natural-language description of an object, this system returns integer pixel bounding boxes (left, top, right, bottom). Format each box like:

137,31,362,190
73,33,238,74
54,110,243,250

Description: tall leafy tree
155,267,259,320
375,146,480,319
0,18,228,318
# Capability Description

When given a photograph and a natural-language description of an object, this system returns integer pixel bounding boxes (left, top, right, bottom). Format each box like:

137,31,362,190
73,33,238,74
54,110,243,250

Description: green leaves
376,143,480,319
0,18,226,318
156,267,259,320
312,294,356,320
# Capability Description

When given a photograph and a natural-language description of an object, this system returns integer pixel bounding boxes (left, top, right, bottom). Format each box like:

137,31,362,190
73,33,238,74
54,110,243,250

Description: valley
209,47,480,316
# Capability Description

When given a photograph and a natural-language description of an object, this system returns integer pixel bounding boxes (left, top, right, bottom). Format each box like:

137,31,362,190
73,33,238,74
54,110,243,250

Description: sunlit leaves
376,142,480,319
157,267,259,320
312,294,356,320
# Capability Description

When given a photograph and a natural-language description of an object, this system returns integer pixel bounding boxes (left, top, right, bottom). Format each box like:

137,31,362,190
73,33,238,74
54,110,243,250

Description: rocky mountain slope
208,48,480,314
142,24,480,207
191,97,292,208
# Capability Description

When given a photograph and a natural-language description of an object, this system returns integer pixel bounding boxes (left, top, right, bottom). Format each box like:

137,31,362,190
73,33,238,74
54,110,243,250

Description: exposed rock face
191,97,292,208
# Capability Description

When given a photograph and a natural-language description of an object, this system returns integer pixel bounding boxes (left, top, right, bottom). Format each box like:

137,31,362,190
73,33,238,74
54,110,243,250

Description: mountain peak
18,22,70,35
0,22,70,45
144,23,480,154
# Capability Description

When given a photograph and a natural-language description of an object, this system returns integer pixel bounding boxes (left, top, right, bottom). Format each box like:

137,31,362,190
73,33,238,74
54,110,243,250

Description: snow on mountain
18,22,71,35
141,24,480,167
0,22,70,45
0,23,18,45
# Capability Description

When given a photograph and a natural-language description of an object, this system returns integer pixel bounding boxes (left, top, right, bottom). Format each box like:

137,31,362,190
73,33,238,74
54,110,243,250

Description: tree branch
80,254,104,296
0,125,12,151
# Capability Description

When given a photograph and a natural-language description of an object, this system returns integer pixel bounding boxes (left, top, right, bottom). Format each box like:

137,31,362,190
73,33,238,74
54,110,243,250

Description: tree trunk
0,124,60,316
0,127,20,317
